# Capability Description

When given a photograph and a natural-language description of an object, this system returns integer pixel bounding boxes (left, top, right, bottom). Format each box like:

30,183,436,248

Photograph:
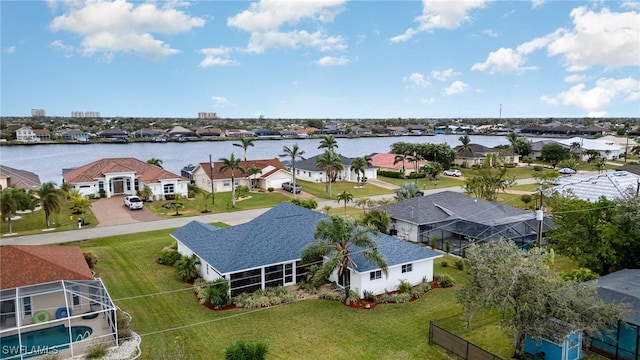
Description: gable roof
197,158,287,180
63,157,188,183
295,153,356,171
172,203,440,274
595,269,640,325
369,153,428,171
0,245,94,289
387,191,531,226
552,171,640,202
0,165,41,189
455,143,496,156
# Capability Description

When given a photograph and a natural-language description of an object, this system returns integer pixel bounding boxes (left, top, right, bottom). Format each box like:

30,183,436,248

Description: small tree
336,191,353,215
175,254,200,282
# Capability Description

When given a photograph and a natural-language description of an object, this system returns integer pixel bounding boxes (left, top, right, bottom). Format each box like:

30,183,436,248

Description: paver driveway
91,196,161,227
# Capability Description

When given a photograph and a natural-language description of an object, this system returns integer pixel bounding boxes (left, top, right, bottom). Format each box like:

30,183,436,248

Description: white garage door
269,178,291,189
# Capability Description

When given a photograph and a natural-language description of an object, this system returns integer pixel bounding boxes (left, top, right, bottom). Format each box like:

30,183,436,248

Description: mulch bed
344,299,377,310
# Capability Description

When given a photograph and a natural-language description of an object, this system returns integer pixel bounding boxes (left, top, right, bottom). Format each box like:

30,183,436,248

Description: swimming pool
0,325,92,359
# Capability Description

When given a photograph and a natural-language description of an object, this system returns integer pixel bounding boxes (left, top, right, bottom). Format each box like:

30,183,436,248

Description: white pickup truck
124,195,144,210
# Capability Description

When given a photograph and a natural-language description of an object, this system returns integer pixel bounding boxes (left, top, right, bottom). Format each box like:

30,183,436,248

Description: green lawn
75,231,518,360
297,180,393,200
510,183,540,192
1,199,98,237
464,166,536,180
378,176,466,190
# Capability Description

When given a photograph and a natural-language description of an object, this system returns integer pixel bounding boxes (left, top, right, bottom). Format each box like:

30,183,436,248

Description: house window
23,297,32,317
126,178,131,191
206,264,209,275
98,181,104,192
370,270,382,281
223,180,230,187
134,179,139,191
402,264,413,273
164,184,174,194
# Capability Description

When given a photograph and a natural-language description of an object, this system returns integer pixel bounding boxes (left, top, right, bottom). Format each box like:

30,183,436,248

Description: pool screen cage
0,278,117,360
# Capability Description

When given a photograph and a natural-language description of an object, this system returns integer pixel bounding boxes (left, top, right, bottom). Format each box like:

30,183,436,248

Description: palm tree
315,150,343,198
354,197,369,213
37,182,64,229
1,188,19,234
245,165,262,191
376,198,394,213
570,141,582,161
318,135,338,152
361,209,391,234
393,152,410,177
394,182,422,202
506,132,519,163
302,216,388,301
233,138,256,162
351,156,371,187
336,191,353,215
280,144,306,199
175,254,200,282
147,158,163,168
458,134,473,168
322,205,332,215
219,153,245,208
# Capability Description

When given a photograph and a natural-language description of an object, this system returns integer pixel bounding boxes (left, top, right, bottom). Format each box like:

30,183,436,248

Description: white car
558,168,576,175
124,196,144,210
443,169,462,177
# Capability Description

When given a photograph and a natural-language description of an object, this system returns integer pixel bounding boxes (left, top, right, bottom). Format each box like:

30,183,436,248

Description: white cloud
4,46,15,54
421,97,436,105
49,0,205,59
471,47,537,74
621,1,640,10
315,56,350,66
227,0,346,54
430,68,460,82
531,0,546,9
404,72,430,88
50,39,76,58
391,0,489,42
482,29,497,38
564,74,587,83
198,47,238,67
540,77,640,115
444,81,469,95
211,96,231,108
545,6,640,71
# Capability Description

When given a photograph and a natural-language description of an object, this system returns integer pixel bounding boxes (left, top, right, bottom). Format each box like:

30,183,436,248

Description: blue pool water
0,325,92,359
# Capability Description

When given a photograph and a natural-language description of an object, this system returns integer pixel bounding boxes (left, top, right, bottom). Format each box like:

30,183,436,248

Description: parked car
124,195,144,210
558,168,576,175
281,181,302,194
443,169,462,177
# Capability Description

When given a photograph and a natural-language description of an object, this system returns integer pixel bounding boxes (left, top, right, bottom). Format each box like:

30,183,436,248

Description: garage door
269,178,291,189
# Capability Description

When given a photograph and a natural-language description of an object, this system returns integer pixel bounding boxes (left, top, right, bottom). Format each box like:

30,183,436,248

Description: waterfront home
369,153,429,177
454,143,519,167
191,158,291,193
196,127,224,139
293,154,377,183
15,127,38,143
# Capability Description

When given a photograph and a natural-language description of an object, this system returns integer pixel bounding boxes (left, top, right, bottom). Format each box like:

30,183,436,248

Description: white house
556,137,622,160
552,171,640,202
191,158,292,193
293,154,377,184
172,203,441,298
15,127,38,143
62,157,189,200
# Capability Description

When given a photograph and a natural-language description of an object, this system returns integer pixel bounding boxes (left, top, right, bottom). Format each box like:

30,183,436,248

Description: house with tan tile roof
191,158,292,193
63,157,189,200
0,165,41,190
369,153,429,176
0,245,118,359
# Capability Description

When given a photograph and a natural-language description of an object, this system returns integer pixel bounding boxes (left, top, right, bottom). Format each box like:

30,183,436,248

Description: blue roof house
172,203,442,298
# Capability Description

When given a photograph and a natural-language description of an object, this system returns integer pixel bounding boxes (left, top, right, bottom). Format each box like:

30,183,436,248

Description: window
98,181,104,192
223,180,230,187
126,178,131,191
402,264,413,273
370,270,382,281
23,297,32,317
134,179,139,191
164,184,174,194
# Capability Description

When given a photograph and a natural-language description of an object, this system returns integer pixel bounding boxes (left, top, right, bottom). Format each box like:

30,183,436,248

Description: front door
112,178,124,195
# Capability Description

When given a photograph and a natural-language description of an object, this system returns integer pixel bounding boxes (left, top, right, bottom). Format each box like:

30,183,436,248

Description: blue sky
1,0,639,119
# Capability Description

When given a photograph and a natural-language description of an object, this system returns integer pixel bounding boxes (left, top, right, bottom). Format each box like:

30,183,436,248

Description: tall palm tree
336,191,353,215
355,197,370,213
245,165,262,191
302,216,388,301
280,144,306,199
376,198,394,213
219,153,245,208
458,134,473,168
1,188,19,234
393,152,410,177
318,135,338,152
147,158,163,168
37,182,64,229
506,132,519,163
233,138,256,162
315,150,343,198
351,156,371,187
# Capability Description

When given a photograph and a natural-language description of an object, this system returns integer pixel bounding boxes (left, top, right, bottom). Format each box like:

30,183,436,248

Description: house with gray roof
552,171,640,202
294,153,377,183
172,202,441,298
387,191,554,255
0,165,41,190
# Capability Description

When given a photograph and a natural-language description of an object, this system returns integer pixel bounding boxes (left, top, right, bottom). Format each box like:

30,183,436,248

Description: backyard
296,179,393,199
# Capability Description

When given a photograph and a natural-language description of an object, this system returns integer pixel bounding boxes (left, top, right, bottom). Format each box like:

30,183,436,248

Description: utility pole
536,188,543,247
625,129,630,163
209,154,215,205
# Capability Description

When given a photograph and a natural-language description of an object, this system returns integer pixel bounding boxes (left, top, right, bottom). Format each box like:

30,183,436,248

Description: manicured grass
1,199,98,236
146,191,290,218
378,176,466,190
510,183,540,192
74,231,516,359
464,166,536,180
297,180,393,200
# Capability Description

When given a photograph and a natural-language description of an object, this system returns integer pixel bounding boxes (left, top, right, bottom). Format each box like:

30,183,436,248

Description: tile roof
369,153,428,171
0,245,94,289
172,203,440,274
552,171,640,202
197,158,287,180
63,157,188,183
0,165,41,189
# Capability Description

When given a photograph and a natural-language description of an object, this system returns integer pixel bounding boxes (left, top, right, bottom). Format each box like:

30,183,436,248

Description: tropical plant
163,194,185,216
225,340,268,360
393,152,410,177
175,254,200,282
541,143,570,167
219,153,245,208
245,165,262,191
321,205,332,215
233,137,256,162
336,191,353,215
376,198,394,213
506,132,519,161
138,185,153,201
360,209,391,233
37,182,64,229
146,158,163,168
302,216,388,301
457,134,473,168
1,188,20,234
394,182,422,202
463,159,515,201
354,197,369,213
200,278,230,309
280,144,306,199
317,135,338,152
70,193,90,219
315,150,343,198
351,156,371,186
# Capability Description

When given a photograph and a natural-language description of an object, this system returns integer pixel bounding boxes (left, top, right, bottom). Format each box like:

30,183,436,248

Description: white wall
393,219,420,242
349,259,437,297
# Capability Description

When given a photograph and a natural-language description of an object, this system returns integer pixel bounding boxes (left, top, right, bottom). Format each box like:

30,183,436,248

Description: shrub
289,198,318,209
346,290,359,304
454,259,465,271
533,165,543,172
440,260,449,268
116,309,132,341
267,187,274,192
232,286,294,309
225,340,268,360
236,185,250,198
85,341,110,359
561,267,599,282
319,291,342,301
201,278,230,309
392,293,412,303
83,251,98,269
160,250,182,266
428,235,438,250
437,274,454,288
377,170,404,178
363,290,376,302
377,293,394,303
397,279,412,293
445,241,450,254
504,163,516,168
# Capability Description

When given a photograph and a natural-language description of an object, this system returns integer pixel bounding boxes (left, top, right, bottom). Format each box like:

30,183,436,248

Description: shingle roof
197,159,287,180
63,157,188,183
295,154,356,171
0,245,94,289
595,269,640,326
172,203,440,274
552,171,640,202
0,165,41,189
387,191,531,225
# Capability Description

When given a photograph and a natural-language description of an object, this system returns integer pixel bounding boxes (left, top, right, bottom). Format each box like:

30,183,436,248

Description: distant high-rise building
71,111,101,118
31,109,45,117
71,111,84,118
198,112,218,119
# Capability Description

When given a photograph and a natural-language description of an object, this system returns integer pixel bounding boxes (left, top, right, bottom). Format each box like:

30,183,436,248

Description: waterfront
0,134,532,184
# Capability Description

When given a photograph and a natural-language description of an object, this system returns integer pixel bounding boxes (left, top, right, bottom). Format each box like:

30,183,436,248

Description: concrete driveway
90,196,161,227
